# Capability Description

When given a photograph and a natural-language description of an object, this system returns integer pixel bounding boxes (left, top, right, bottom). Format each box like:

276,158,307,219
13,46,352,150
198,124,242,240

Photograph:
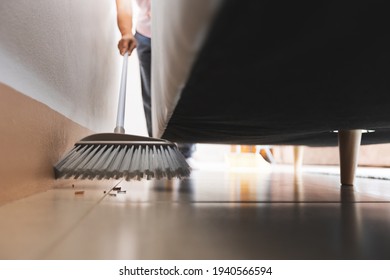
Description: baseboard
0,83,93,205
273,144,390,167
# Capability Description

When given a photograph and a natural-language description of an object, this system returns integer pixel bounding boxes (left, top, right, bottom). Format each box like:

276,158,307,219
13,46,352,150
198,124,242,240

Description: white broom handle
114,52,129,134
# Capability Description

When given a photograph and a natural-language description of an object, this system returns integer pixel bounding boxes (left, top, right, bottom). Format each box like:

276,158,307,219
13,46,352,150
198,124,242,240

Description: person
115,0,196,160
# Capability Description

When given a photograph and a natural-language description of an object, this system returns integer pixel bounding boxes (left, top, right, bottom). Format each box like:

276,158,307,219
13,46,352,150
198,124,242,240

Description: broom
54,52,190,181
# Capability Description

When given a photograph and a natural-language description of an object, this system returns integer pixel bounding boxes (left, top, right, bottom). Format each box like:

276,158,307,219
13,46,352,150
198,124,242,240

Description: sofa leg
293,146,304,172
338,130,362,186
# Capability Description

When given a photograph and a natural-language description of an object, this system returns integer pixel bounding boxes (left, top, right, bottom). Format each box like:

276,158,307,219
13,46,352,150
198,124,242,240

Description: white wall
0,0,146,134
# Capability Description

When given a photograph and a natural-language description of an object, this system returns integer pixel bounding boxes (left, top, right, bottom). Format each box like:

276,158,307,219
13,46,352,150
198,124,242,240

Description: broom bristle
54,143,191,181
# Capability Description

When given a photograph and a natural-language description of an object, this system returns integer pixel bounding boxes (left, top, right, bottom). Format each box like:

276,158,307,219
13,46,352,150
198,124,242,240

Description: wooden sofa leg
293,146,304,172
338,130,362,186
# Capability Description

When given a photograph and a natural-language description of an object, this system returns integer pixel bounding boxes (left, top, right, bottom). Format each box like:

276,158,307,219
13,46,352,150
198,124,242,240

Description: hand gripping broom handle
114,52,129,134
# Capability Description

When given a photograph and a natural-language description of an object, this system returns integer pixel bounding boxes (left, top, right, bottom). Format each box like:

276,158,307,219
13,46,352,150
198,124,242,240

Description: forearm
116,0,133,36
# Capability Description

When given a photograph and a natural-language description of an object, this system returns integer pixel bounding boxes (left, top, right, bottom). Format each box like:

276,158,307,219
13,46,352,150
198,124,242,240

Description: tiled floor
1,163,390,260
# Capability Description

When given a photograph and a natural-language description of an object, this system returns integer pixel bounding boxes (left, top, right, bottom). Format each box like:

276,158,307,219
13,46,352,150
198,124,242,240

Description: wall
0,0,122,132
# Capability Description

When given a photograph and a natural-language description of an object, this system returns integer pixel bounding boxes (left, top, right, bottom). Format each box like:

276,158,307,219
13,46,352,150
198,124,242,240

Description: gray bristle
54,144,191,181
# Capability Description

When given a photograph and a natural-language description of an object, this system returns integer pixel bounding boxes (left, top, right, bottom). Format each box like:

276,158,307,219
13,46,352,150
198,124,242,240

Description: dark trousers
135,32,152,137
135,32,195,158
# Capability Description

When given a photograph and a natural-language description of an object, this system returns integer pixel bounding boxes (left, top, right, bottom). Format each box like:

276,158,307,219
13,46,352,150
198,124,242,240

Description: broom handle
114,51,129,134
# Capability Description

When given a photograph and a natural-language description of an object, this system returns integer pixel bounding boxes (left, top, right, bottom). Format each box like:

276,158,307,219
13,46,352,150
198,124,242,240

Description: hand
118,34,137,55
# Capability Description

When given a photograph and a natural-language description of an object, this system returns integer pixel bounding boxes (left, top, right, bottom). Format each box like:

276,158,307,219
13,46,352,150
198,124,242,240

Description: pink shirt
135,0,151,38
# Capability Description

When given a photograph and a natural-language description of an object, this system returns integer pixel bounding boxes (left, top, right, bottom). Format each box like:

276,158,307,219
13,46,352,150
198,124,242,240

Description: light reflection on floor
1,164,390,259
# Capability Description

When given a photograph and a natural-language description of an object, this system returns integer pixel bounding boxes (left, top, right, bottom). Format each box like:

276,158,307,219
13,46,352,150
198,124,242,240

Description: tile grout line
186,200,390,204
36,179,123,259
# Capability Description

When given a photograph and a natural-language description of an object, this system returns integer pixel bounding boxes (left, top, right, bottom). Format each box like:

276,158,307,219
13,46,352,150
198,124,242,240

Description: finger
130,46,136,54
119,46,127,56
127,42,137,55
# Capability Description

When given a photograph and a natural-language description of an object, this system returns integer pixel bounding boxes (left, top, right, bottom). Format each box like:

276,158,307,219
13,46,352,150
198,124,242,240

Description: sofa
151,0,390,186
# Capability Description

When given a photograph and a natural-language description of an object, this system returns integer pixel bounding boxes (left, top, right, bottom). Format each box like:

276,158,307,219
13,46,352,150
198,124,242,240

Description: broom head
54,133,191,180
